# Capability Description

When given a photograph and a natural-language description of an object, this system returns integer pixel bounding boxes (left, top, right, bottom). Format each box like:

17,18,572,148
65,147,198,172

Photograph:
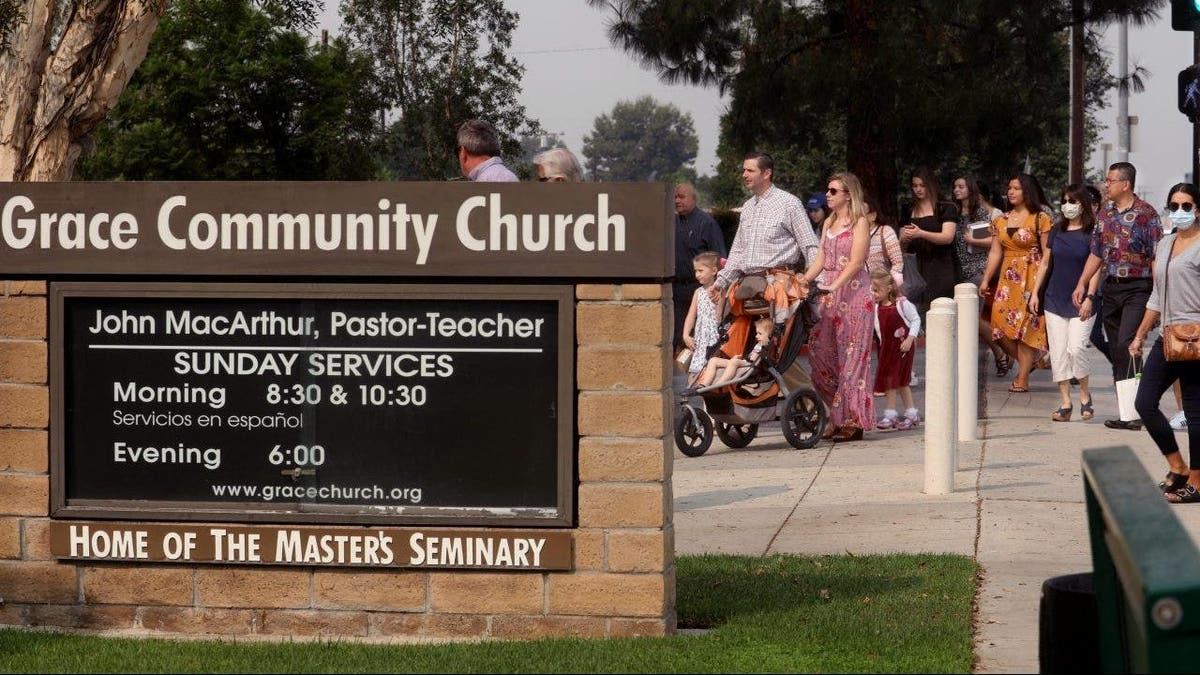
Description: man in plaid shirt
710,152,819,302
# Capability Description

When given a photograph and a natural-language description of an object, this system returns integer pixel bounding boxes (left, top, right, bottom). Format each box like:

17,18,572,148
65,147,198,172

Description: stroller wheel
782,389,827,449
674,406,714,457
716,422,758,449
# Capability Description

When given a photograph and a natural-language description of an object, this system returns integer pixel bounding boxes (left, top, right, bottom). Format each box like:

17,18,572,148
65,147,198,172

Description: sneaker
896,411,921,431
877,416,896,431
909,374,919,387
1170,411,1188,430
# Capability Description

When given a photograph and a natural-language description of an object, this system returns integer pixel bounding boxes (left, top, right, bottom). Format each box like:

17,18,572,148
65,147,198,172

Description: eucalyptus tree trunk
0,0,162,181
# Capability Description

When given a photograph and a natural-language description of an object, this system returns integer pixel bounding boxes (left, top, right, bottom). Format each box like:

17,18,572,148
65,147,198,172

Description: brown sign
50,521,572,570
0,182,672,277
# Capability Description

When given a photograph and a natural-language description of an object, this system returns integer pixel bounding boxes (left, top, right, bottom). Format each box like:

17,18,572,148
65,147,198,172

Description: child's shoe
896,409,921,430
876,409,899,431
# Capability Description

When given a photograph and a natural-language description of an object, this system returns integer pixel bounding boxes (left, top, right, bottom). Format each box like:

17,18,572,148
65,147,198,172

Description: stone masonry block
0,385,48,428
83,566,194,605
577,345,664,390
141,607,261,635
573,529,605,571
578,483,666,528
578,438,665,482
7,282,46,297
576,285,618,301
577,392,664,437
576,304,663,346
429,572,543,614
616,284,666,300
22,518,51,559
0,474,47,516
0,517,18,558
28,604,136,630
197,568,309,609
313,569,426,611
370,612,487,639
548,573,666,617
607,530,667,573
0,561,77,603
490,615,609,639
0,297,45,339
259,609,369,637
0,342,46,384
610,618,669,637
0,429,48,472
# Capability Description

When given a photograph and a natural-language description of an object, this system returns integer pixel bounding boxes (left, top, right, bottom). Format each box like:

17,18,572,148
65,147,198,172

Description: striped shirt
717,185,818,288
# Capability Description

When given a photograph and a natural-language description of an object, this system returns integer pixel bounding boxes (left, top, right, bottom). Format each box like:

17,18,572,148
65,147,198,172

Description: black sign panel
50,283,574,527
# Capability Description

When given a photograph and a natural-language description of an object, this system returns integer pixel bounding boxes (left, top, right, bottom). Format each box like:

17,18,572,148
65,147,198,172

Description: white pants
1044,309,1096,382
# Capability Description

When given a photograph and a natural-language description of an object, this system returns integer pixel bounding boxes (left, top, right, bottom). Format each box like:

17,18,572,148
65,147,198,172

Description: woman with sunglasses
804,172,874,442
1029,184,1099,421
1129,183,1200,502
979,173,1051,393
533,148,583,182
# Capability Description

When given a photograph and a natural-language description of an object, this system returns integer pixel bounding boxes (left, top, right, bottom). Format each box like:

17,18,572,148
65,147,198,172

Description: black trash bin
1039,572,1101,674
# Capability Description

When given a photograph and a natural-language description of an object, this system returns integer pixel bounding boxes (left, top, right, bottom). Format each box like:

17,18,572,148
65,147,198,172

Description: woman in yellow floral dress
978,173,1051,392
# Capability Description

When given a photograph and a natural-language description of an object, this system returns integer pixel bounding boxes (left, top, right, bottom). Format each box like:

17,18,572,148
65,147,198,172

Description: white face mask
1060,202,1082,220
1170,208,1197,230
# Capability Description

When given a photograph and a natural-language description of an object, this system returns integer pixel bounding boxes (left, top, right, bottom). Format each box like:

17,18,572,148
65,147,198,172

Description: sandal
1159,471,1189,494
1008,382,1029,393
995,353,1012,377
1051,405,1072,422
1080,398,1094,421
1166,484,1200,504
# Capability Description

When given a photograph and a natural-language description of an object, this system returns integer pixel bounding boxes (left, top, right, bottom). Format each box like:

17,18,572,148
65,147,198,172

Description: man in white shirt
710,152,818,302
456,119,518,182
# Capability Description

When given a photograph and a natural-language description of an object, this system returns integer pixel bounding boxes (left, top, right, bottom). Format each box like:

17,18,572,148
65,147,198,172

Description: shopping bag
1115,360,1142,422
902,252,927,305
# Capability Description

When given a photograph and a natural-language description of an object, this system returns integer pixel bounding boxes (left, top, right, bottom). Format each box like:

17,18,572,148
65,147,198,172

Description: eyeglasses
538,176,551,182
1168,202,1196,212
1104,177,1129,184
825,187,843,195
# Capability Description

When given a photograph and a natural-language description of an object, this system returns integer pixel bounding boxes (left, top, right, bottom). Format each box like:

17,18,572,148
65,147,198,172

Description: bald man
673,183,727,351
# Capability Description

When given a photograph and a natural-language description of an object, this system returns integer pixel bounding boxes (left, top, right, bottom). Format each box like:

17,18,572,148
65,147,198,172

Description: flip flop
1008,383,1029,393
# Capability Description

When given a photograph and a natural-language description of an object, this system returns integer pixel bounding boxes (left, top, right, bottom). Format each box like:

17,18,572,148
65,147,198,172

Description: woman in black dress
900,167,959,313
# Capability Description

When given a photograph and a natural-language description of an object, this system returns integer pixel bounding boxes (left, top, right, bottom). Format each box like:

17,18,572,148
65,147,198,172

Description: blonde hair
693,251,720,269
869,267,898,303
825,171,868,230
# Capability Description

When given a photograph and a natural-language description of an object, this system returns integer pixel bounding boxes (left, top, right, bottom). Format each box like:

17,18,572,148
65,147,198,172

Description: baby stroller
673,269,828,457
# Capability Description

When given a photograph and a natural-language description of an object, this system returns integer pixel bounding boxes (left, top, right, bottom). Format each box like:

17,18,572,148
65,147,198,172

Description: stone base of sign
0,281,675,641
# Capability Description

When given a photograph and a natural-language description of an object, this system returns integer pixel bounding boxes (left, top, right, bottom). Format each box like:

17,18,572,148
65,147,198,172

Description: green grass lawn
0,553,976,673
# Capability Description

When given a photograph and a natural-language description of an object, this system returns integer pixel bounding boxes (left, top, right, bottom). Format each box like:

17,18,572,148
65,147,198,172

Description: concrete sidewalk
671,345,1200,673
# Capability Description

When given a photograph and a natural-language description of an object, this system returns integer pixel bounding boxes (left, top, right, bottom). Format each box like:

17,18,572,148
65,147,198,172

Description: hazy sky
318,3,1192,199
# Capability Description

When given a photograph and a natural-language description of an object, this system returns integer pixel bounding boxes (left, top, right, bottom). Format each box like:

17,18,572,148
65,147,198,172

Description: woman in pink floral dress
804,172,875,442
978,173,1051,393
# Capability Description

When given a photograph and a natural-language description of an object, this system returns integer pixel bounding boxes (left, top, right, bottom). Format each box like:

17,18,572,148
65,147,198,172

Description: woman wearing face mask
1129,183,1200,502
1030,185,1100,421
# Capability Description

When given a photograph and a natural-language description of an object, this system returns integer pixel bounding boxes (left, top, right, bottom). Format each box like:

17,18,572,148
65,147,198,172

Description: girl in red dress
871,268,923,430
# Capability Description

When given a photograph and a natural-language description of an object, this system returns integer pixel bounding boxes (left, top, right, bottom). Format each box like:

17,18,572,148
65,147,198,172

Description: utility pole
1117,17,1130,163
1069,0,1085,184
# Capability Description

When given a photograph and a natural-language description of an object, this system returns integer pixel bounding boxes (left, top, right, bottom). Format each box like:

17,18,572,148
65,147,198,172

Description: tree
0,0,317,181
341,0,540,179
77,0,379,180
582,95,698,182
588,0,1163,215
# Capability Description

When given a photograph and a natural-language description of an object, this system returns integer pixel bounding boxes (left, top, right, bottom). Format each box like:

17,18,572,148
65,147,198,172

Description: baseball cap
805,193,827,211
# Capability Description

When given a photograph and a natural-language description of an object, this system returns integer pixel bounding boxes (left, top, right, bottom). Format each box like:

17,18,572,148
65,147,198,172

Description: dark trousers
1102,278,1151,387
1134,339,1200,470
1089,289,1111,363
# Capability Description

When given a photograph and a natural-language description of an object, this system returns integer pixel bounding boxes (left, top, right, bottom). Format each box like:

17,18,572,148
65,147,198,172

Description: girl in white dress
682,252,722,383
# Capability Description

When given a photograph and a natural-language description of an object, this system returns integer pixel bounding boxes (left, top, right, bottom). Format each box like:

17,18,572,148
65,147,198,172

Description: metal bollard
954,283,979,443
924,298,957,494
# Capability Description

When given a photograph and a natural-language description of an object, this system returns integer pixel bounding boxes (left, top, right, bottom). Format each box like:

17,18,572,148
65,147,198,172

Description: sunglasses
825,187,844,195
1168,202,1196,212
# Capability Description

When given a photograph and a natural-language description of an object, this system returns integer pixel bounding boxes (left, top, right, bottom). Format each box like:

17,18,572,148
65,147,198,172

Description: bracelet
1084,294,1095,301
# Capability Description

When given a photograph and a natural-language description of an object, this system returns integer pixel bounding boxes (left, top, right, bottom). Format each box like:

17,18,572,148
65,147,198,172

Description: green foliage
0,553,977,673
342,0,540,179
77,0,379,180
589,0,1162,211
582,96,699,182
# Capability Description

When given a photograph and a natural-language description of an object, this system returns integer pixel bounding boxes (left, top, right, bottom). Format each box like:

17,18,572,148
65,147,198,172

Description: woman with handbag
1129,183,1200,503
1029,184,1100,422
953,176,1009,376
900,167,958,313
978,173,1051,393
864,193,904,290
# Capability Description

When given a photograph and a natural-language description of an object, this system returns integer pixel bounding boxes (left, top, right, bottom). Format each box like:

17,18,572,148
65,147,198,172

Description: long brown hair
1058,183,1096,234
